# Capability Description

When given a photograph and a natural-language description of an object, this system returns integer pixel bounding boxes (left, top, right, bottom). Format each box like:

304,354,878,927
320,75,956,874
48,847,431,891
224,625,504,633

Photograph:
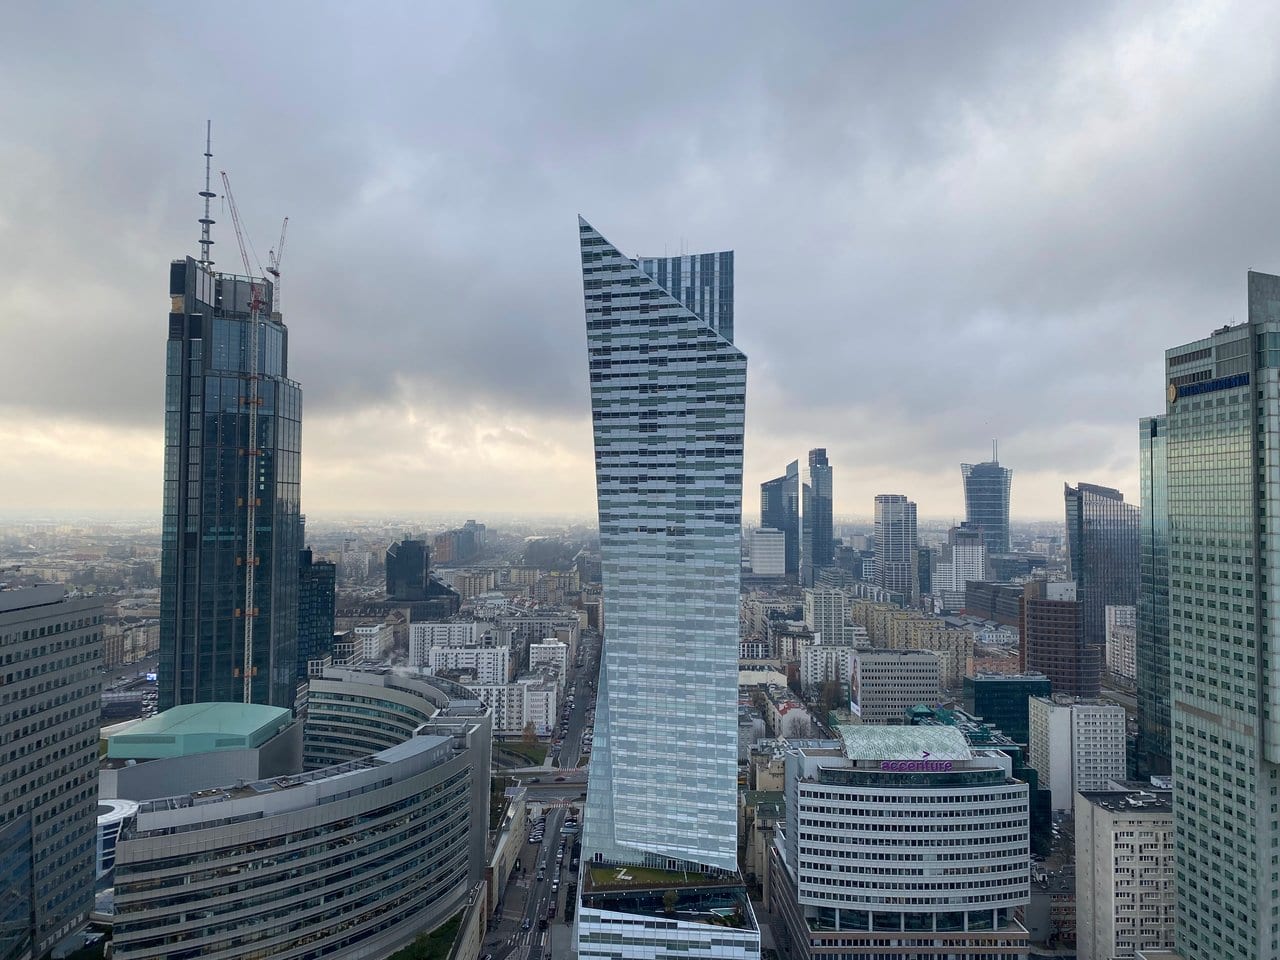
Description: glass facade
961,460,1012,556
385,539,429,601
580,218,744,874
874,494,918,604
296,548,335,681
1137,415,1171,777
801,448,834,587
160,257,302,710
1167,272,1280,960
1064,482,1139,663
761,461,800,581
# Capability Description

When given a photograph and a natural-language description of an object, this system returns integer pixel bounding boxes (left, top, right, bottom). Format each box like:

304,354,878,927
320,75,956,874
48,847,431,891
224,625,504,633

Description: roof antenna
198,120,216,269
992,439,998,462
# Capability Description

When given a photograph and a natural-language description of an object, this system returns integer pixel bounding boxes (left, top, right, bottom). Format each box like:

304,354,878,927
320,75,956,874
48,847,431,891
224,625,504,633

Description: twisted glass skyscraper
576,218,758,958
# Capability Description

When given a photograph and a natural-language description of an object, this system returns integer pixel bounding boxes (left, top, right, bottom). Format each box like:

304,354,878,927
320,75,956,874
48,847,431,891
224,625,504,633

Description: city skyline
6,4,1280,520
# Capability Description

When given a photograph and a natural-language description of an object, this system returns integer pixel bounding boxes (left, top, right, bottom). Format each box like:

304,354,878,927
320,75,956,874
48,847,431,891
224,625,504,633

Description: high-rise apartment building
1028,695,1127,812
803,587,854,646
1164,273,1280,960
159,248,302,710
1065,482,1140,670
1021,580,1101,697
961,453,1013,555
385,538,429,601
296,548,335,681
1137,414,1171,777
1075,784,1175,960
577,218,758,958
761,461,800,581
934,522,988,608
801,448,833,586
0,586,103,960
873,494,918,603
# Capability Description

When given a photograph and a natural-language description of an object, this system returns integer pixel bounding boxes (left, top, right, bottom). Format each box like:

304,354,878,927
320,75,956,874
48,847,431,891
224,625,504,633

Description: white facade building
407,620,507,667
772,725,1030,958
1029,695,1128,812
1075,784,1175,960
354,623,394,662
426,640,510,685
528,639,569,678
751,528,787,576
1105,604,1138,684
469,677,559,736
803,588,855,645
850,648,941,722
799,641,854,697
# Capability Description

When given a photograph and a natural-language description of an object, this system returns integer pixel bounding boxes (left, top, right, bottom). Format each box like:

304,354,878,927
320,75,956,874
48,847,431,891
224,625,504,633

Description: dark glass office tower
761,461,800,581
961,457,1013,555
1137,415,1171,777
800,448,833,587
386,539,429,601
297,548,336,681
1063,482,1139,662
159,256,302,710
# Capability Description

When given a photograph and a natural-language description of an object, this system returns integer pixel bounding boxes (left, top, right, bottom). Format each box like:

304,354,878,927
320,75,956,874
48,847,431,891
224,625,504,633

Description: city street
486,808,572,960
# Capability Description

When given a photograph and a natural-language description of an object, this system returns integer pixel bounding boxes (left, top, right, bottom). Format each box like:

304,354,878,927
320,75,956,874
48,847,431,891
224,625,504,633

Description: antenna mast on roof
993,439,998,462
198,121,217,269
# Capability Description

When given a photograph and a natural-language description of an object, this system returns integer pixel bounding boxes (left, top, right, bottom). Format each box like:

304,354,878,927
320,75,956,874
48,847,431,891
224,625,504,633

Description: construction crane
220,169,265,705
266,217,288,318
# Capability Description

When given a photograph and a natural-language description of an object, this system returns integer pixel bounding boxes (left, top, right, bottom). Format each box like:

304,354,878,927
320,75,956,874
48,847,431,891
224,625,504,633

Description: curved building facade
111,671,490,960
95,799,139,885
773,726,1030,958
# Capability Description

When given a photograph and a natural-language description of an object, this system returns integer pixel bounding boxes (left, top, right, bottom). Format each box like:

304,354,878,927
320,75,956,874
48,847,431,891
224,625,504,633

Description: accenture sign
880,759,954,772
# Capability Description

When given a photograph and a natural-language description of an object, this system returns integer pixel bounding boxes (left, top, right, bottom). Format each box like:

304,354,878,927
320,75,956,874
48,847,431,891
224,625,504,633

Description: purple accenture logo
880,752,954,772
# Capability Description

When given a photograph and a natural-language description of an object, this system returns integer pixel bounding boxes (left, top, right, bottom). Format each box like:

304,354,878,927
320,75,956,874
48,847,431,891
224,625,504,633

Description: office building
1028,695,1127,812
761,461,800,581
296,547,335,681
385,538,430,601
112,670,490,960
0,586,104,960
1022,579,1101,697
1075,784,1175,960
160,244,302,710
577,219,758,958
801,448,834,586
772,725,1030,958
1065,482,1140,672
751,527,786,576
873,494,918,603
1162,276,1280,960
962,452,1013,555
850,648,941,721
1136,414,1171,777
963,672,1052,745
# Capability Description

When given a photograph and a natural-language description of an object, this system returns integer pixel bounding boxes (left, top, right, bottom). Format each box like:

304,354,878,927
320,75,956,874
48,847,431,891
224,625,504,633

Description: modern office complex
761,461,801,581
159,247,303,710
1075,783,1175,960
1136,414,1171,777
963,672,1051,745
1064,483,1140,674
850,648,941,722
1163,272,1280,960
577,218,758,958
771,725,1030,958
801,448,834,586
0,586,104,960
296,547,335,681
386,539,430,601
873,494,919,603
961,454,1013,556
110,669,490,960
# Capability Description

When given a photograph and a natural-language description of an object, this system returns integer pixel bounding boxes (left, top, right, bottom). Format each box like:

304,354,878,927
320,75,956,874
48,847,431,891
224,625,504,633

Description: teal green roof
107,702,293,760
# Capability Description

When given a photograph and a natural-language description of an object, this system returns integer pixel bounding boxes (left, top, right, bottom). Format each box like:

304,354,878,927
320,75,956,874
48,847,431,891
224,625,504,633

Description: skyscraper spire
197,121,216,268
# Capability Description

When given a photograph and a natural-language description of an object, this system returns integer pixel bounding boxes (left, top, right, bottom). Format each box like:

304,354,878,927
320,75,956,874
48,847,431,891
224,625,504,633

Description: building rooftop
836,723,973,761
1078,787,1172,815
106,702,293,760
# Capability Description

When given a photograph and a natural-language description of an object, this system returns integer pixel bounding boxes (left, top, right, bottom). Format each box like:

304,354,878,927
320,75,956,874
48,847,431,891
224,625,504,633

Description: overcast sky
2,1,1278,522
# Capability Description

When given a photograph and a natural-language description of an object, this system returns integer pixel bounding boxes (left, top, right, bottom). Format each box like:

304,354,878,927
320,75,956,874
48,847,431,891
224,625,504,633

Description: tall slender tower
961,451,1013,556
1063,482,1139,666
801,447,834,586
1165,273,1280,960
874,493,918,603
158,138,302,710
576,218,759,958
761,460,800,581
